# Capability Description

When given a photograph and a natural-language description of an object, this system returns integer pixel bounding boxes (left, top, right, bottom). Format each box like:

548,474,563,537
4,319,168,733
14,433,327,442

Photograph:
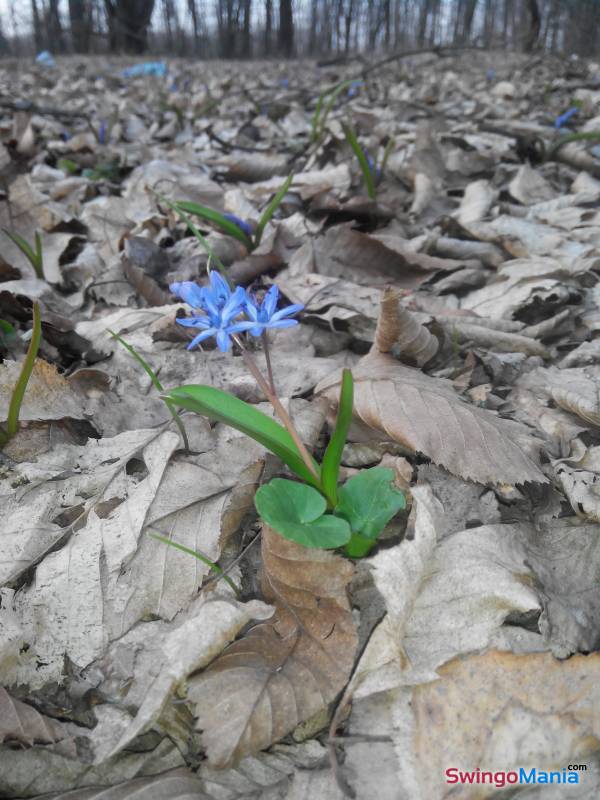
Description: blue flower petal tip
223,213,253,239
555,107,579,129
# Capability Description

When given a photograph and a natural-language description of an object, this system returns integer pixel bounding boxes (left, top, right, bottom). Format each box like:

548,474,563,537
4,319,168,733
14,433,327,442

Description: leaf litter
1,50,600,798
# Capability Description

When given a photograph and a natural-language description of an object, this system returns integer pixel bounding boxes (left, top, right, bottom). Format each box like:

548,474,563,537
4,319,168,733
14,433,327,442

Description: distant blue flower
171,273,253,352
61,131,71,142
280,78,289,88
98,120,107,145
486,68,496,82
366,153,382,183
555,107,579,129
223,213,253,239
244,285,303,337
348,80,363,98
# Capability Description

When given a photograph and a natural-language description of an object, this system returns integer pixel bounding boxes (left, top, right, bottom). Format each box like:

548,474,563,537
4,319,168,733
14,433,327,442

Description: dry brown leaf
186,525,357,768
316,350,546,485
0,359,86,423
374,287,439,366
43,769,212,800
0,686,67,746
404,650,600,799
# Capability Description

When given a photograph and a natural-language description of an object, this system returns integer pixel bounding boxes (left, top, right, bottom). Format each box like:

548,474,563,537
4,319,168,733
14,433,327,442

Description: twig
202,530,262,589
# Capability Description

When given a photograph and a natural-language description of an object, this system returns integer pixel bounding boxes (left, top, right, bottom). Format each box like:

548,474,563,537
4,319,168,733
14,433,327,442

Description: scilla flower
244,285,303,337
170,272,253,352
223,213,253,239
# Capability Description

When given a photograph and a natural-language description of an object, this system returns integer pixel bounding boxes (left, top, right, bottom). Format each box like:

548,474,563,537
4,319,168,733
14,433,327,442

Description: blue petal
266,319,298,329
227,320,256,334
221,286,247,324
209,270,231,302
170,281,205,308
263,285,279,318
247,324,264,337
188,328,217,349
270,303,303,322
176,315,212,329
216,329,231,352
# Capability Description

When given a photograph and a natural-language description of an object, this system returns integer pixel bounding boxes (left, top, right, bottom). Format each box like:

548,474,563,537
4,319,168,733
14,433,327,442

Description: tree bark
278,0,294,55
104,0,155,53
525,0,540,51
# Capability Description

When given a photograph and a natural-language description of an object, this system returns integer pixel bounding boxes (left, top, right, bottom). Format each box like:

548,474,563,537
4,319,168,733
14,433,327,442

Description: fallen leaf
186,524,357,768
0,686,67,746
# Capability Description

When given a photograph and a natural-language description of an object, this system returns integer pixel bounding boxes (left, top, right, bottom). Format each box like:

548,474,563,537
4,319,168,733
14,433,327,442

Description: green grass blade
151,190,228,279
344,123,376,199
310,89,326,143
5,302,42,438
108,329,164,391
320,369,354,507
108,329,189,451
148,531,240,596
175,201,254,250
254,173,293,247
165,384,321,489
311,78,356,145
3,229,44,279
547,131,600,160
380,137,395,175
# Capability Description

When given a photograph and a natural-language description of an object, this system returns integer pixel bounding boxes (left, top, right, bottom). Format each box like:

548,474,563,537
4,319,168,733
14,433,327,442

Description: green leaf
321,368,353,507
165,385,321,489
2,302,42,444
335,467,405,542
254,173,293,247
0,319,15,339
343,123,376,200
176,201,254,250
3,229,44,279
311,78,355,144
255,478,351,549
57,157,78,174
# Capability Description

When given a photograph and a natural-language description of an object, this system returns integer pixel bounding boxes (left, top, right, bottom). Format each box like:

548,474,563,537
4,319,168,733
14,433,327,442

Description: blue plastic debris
555,107,579,129
122,61,167,79
36,51,55,68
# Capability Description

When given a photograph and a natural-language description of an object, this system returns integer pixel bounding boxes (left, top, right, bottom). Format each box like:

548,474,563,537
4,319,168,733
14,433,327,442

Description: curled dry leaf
43,769,211,800
316,350,547,485
186,524,357,768
0,686,67,746
374,287,438,366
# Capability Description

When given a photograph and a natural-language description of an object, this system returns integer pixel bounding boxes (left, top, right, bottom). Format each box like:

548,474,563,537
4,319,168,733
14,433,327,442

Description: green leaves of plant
321,368,353,507
165,385,321,489
255,479,351,549
3,229,44,279
335,467,406,557
175,201,254,250
343,123,376,200
254,173,293,247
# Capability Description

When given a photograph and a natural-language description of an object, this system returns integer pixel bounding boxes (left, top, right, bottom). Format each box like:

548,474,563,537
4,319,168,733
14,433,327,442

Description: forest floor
1,49,600,799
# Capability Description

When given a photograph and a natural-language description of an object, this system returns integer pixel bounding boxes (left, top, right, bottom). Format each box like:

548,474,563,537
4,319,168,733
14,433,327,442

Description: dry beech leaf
374,287,438,366
0,359,86,423
0,686,67,746
316,350,546,485
186,524,357,768
398,650,600,800
43,769,211,800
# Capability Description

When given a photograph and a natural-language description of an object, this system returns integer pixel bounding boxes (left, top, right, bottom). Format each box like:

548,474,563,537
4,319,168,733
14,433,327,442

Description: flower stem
233,335,320,484
261,330,276,394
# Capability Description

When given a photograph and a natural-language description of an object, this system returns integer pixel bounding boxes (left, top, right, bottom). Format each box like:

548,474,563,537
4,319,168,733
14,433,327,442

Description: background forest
0,1,598,60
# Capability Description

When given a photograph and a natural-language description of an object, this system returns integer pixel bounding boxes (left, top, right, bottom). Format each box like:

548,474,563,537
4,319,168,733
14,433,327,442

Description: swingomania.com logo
445,765,587,788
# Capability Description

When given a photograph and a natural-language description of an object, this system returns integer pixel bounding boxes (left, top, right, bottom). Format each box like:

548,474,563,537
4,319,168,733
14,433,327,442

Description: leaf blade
165,385,321,488
321,368,354,506
176,200,254,250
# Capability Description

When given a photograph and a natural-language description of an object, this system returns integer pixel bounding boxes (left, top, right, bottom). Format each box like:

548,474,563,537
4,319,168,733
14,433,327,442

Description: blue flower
170,272,253,352
223,213,253,239
555,107,579,129
366,154,382,184
244,285,303,337
348,80,363,98
98,121,107,145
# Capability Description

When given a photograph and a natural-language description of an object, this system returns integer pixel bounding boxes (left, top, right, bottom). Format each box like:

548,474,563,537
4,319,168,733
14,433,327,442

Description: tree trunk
69,0,93,52
48,0,65,52
188,0,200,54
242,0,252,56
524,0,540,51
104,0,155,53
278,0,294,55
31,0,44,52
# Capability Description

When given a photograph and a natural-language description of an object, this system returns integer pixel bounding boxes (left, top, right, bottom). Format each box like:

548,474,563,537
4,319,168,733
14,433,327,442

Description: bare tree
278,0,294,55
104,0,156,53
31,0,43,52
525,0,540,51
69,0,94,52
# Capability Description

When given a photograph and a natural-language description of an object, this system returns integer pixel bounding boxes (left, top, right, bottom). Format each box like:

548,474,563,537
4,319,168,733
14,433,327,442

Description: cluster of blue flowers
170,271,303,352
